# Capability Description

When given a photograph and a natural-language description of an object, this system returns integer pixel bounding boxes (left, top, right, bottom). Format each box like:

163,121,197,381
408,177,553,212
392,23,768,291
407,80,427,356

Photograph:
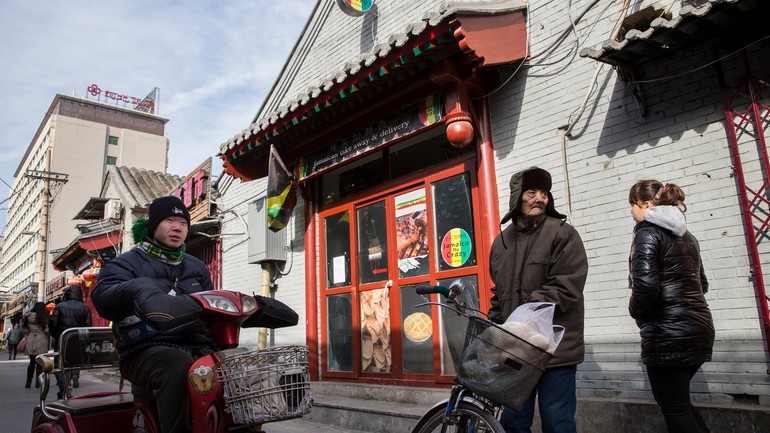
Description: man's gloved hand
242,295,298,329
131,282,203,332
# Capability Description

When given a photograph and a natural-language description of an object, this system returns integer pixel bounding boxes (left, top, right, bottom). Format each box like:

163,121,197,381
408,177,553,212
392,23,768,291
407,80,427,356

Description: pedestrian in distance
92,195,214,433
3,320,25,360
49,284,92,399
22,301,51,388
488,167,588,433
627,180,714,433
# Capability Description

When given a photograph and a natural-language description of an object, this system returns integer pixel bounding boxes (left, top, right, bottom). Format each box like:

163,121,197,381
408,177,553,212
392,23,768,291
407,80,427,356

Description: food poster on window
395,189,430,278
401,286,435,374
360,287,391,372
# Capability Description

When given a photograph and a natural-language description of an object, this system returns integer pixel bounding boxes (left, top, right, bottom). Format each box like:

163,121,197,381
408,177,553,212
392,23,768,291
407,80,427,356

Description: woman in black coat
628,180,714,433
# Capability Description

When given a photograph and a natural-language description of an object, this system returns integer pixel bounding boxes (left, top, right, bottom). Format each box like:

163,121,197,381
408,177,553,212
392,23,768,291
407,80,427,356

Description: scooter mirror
242,296,299,329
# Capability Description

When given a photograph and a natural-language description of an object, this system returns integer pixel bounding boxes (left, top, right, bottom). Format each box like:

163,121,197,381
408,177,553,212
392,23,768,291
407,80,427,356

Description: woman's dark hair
628,180,687,213
31,301,49,327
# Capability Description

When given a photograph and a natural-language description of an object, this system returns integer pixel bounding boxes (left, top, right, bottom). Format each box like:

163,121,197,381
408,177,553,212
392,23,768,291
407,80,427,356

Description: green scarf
139,239,186,264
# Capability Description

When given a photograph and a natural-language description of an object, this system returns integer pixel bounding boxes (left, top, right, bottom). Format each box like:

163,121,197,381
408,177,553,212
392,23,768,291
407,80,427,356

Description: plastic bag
503,302,564,354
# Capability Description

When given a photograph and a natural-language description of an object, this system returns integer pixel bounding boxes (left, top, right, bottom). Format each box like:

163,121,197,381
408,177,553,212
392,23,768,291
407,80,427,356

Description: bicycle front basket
456,316,553,411
215,345,312,425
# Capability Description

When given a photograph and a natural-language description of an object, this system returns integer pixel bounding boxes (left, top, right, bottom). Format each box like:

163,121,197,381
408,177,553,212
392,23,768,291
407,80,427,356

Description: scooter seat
47,392,134,416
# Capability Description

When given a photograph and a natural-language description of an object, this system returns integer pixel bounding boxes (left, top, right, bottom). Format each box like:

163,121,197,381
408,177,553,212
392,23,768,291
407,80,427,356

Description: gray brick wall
217,176,307,348
488,0,770,405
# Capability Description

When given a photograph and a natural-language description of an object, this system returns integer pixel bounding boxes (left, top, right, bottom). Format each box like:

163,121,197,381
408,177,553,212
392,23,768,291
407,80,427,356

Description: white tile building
0,94,169,303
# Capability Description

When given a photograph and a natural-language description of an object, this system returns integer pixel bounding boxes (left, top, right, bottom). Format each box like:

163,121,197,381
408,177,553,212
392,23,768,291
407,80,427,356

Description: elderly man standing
488,167,588,433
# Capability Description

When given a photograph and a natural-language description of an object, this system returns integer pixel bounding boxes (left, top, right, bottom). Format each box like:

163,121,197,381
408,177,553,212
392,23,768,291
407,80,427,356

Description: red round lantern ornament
82,268,99,282
444,112,475,148
68,276,85,288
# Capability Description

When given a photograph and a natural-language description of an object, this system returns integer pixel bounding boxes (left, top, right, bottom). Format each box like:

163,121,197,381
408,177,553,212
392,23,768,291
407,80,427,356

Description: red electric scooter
31,290,312,433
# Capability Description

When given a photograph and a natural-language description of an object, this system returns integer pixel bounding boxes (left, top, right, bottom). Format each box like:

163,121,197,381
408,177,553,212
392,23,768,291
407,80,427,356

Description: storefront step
304,382,448,432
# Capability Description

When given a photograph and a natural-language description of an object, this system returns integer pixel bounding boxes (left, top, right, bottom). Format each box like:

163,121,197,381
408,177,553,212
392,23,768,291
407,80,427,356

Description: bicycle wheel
412,400,505,433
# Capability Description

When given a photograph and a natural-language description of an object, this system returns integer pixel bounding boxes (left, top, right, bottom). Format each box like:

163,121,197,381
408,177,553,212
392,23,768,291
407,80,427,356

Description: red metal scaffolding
717,52,770,369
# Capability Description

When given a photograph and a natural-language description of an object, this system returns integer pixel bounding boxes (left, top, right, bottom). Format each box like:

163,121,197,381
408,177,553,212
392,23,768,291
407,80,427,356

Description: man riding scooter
92,195,213,433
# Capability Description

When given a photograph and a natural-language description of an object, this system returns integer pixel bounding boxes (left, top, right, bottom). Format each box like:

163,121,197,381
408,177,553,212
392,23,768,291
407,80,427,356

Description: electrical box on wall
247,197,287,263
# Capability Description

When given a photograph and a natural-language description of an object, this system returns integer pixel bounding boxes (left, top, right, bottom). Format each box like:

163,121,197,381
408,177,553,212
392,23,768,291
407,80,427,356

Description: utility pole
25,148,68,302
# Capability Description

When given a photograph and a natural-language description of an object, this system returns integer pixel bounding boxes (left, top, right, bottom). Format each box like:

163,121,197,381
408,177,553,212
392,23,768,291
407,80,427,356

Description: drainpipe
258,261,273,350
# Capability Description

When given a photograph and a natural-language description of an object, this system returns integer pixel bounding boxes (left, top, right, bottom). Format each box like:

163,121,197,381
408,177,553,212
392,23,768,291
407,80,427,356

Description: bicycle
410,282,554,433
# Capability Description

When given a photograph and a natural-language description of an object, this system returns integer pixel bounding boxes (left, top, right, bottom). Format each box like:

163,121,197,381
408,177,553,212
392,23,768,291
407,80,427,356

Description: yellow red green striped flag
267,144,297,232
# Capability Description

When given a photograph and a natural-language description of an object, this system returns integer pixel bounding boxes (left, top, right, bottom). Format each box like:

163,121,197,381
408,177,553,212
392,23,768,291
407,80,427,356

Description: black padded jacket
91,247,214,355
50,285,92,346
628,219,714,366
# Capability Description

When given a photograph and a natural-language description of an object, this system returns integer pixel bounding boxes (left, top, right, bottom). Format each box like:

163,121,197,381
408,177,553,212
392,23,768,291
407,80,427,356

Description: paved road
0,355,121,433
0,355,368,433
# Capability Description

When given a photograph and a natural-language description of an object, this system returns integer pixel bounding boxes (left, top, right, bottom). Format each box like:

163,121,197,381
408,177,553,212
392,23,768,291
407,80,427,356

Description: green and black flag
266,144,297,232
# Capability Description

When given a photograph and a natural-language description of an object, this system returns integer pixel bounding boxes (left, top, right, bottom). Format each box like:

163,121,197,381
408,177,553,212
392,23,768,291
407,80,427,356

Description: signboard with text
171,158,212,222
297,94,443,180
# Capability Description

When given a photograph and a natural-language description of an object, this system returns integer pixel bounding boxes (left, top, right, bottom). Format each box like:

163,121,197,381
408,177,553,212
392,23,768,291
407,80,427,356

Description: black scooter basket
455,316,553,411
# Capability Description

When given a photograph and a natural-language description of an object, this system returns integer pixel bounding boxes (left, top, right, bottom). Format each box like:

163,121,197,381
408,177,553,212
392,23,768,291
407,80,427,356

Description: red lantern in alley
82,268,99,282
46,302,56,315
68,276,86,288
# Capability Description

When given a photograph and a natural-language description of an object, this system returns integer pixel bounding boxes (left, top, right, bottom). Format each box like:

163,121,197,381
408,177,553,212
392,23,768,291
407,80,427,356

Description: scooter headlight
201,295,239,313
241,295,258,314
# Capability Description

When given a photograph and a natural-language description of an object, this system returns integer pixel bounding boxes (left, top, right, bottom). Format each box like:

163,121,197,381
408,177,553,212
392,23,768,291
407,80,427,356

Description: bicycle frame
410,284,505,433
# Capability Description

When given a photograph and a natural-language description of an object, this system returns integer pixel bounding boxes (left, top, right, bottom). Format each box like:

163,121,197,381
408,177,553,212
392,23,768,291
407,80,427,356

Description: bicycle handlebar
414,285,452,298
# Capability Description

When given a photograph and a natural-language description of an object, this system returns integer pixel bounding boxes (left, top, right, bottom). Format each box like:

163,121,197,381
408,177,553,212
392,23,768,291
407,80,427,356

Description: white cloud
0,0,316,233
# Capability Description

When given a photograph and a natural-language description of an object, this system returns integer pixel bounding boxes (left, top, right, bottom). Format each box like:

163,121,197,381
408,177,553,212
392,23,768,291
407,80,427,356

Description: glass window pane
395,189,429,278
432,173,477,271
327,294,353,372
321,152,384,205
438,275,479,376
361,288,391,373
357,202,389,284
108,135,119,145
402,285,434,374
324,211,351,288
389,128,472,180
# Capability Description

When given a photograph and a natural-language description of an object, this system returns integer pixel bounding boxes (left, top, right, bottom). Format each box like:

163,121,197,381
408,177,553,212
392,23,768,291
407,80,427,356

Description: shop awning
79,232,122,251
52,225,122,271
218,0,528,181
579,0,769,68
74,197,110,220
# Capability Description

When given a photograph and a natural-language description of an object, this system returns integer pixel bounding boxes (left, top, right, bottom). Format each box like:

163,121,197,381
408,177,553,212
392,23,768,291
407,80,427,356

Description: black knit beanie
147,196,191,237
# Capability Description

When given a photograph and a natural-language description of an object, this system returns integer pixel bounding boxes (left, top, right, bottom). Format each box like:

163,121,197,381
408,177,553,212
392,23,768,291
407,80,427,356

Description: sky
0,0,317,235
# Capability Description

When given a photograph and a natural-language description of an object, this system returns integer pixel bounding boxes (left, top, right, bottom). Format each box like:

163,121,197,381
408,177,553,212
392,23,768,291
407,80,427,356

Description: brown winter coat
22,311,50,356
488,213,588,367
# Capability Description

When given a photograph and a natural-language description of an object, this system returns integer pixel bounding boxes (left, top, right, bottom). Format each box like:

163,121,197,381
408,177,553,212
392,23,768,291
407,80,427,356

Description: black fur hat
500,167,565,224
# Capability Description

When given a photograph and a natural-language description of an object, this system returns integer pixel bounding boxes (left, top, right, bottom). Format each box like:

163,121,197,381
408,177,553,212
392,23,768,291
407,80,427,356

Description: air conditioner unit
104,200,123,220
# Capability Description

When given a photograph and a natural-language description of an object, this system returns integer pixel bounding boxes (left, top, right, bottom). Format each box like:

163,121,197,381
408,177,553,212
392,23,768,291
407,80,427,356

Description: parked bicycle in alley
410,281,560,433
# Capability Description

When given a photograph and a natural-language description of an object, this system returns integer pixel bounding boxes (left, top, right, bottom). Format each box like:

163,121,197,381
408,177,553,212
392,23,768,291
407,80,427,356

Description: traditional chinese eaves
579,0,770,68
218,0,528,181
